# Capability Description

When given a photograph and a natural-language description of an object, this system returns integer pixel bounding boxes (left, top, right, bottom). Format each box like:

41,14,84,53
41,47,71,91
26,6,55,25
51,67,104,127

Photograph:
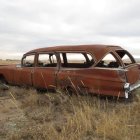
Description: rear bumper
130,80,140,91
124,80,140,98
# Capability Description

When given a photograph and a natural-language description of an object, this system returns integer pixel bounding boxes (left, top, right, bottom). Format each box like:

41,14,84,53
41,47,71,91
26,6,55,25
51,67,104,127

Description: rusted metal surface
0,45,140,98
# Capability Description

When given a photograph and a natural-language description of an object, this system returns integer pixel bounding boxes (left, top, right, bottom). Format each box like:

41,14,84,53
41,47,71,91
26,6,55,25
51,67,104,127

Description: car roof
26,44,123,61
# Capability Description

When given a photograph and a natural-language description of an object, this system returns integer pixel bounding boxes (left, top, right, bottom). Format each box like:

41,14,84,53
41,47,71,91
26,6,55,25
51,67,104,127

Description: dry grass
0,60,20,65
0,60,139,140
0,86,139,140
0,61,140,140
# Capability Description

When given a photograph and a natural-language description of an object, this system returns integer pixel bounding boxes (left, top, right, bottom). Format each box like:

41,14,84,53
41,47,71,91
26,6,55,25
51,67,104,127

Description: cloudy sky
0,0,140,59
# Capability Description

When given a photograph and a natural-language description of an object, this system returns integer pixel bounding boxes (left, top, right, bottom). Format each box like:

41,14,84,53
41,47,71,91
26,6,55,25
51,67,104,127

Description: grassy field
0,87,140,140
0,60,20,65
0,60,140,140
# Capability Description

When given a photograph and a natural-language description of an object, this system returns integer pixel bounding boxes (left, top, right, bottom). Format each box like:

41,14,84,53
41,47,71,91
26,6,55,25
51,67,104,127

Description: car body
0,45,140,98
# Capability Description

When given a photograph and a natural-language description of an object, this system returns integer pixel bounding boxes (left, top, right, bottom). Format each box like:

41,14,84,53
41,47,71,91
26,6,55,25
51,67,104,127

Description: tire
0,77,9,90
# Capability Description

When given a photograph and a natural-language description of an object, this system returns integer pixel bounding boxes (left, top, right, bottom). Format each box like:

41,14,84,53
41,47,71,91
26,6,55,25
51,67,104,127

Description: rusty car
0,45,140,99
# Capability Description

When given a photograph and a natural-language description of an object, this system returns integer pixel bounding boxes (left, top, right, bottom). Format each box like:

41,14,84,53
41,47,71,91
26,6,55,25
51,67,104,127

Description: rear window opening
60,52,94,68
116,50,135,66
96,53,121,68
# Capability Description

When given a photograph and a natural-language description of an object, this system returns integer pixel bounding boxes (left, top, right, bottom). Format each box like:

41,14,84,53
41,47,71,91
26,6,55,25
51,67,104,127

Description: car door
14,54,35,86
33,52,58,89
57,52,95,93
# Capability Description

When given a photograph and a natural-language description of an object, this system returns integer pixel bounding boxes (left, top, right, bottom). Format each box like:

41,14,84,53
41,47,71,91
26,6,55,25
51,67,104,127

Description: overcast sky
0,0,140,59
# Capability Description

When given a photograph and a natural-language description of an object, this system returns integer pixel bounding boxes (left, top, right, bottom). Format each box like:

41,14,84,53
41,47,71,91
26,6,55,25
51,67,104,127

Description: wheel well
65,86,77,96
0,74,7,83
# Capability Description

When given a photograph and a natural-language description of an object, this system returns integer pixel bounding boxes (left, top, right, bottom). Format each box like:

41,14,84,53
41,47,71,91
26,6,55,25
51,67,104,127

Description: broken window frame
59,51,95,69
95,52,122,69
22,54,35,67
36,52,58,68
115,50,136,67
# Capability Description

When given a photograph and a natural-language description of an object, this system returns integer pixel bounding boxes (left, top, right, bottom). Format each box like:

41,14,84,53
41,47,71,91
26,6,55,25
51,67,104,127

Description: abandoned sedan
0,45,140,98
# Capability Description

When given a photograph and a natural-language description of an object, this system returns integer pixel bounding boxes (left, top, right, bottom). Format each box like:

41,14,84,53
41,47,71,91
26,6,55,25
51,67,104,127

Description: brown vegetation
0,60,140,140
0,60,20,65
0,86,140,140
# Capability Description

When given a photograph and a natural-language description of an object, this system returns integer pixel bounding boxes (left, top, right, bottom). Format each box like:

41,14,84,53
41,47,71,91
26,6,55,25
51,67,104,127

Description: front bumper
124,80,140,98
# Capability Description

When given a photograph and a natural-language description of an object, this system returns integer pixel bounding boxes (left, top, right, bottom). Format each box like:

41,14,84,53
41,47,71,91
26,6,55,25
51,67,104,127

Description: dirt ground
0,87,72,140
0,86,140,140
0,90,26,140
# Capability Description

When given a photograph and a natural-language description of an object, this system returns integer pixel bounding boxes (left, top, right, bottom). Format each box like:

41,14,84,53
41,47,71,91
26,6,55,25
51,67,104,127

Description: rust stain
0,44,140,99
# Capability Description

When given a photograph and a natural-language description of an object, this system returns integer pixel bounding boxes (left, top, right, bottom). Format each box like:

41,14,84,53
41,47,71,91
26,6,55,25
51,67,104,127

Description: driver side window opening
22,54,35,67
96,53,121,68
